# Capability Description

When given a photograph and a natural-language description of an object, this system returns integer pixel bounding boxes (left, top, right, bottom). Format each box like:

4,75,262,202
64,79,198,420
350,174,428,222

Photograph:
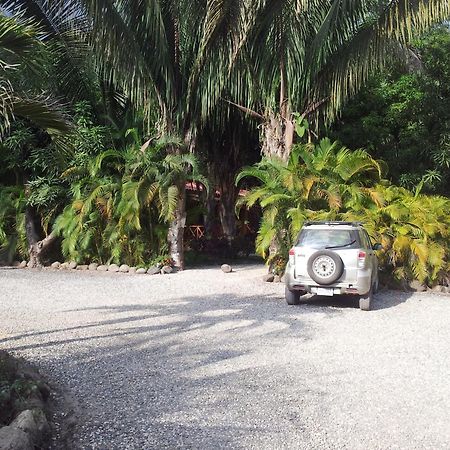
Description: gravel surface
1,264,450,450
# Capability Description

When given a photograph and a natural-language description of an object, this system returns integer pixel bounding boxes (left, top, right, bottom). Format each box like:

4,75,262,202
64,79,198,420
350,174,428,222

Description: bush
238,139,450,285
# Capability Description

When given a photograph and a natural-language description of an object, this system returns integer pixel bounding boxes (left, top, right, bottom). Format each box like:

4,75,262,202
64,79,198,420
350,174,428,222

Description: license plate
317,288,334,296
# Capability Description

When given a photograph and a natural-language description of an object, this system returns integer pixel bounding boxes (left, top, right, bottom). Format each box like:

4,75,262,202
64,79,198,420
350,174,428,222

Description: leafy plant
237,138,382,264
343,184,450,285
54,137,206,266
0,185,26,262
238,137,450,285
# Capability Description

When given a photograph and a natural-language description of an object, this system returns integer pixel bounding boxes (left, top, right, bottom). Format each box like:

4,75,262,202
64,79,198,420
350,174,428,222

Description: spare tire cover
307,250,344,285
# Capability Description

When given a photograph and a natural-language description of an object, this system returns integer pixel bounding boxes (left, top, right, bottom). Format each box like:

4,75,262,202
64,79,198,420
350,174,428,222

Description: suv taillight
358,250,366,268
289,247,295,265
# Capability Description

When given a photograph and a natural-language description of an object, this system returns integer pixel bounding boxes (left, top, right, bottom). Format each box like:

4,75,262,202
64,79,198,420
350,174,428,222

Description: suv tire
359,284,374,311
307,250,344,285
285,286,301,305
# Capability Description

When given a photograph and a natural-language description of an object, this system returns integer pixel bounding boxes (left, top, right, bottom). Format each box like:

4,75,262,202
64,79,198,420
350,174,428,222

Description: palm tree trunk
204,180,217,239
261,112,294,162
219,184,237,243
167,129,196,270
167,182,186,270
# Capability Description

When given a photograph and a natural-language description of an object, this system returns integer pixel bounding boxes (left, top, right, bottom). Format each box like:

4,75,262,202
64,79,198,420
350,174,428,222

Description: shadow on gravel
299,289,414,311
2,285,419,448
2,291,343,349
3,293,334,448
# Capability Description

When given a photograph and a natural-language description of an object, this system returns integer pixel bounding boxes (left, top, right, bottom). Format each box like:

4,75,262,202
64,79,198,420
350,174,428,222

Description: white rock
0,425,33,450
11,409,49,446
221,264,232,273
161,265,173,274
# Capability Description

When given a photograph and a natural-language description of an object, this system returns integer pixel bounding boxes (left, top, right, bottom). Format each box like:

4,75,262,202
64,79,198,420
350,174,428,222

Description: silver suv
284,221,381,310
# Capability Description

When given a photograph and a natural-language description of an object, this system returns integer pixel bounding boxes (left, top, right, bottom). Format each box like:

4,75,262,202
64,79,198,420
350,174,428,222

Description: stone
408,280,427,292
136,268,147,274
263,274,274,282
128,267,137,274
68,261,77,270
161,265,173,274
119,264,130,273
18,261,27,269
280,274,286,283
50,262,61,269
97,265,108,272
147,266,161,275
76,265,88,271
0,425,33,450
11,409,49,446
60,262,69,270
26,261,33,268
221,264,232,273
108,264,119,273
273,275,281,283
88,263,98,271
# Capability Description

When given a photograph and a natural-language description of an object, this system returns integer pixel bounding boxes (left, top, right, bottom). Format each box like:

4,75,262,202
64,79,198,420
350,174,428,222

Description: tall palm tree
228,0,450,160
29,0,249,268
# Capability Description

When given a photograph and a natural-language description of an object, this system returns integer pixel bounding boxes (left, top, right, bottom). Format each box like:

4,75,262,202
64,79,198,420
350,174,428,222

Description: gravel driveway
1,264,449,449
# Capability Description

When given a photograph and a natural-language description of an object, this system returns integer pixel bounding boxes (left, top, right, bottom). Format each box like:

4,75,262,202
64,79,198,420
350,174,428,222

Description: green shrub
238,139,450,285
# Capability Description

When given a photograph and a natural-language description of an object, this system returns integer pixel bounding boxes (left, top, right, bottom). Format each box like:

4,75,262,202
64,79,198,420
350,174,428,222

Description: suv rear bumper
285,264,372,296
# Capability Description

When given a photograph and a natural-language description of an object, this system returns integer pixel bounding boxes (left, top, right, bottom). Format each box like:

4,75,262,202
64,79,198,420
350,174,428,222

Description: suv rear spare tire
307,250,344,285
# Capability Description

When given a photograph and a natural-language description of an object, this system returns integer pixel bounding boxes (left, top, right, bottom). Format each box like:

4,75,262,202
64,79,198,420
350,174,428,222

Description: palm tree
227,0,450,160
0,12,71,135
236,138,382,263
343,184,450,285
55,136,206,267
1,10,76,266
30,0,248,268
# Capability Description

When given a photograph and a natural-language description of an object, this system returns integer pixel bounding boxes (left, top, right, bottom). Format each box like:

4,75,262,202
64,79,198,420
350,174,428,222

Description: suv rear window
298,229,360,249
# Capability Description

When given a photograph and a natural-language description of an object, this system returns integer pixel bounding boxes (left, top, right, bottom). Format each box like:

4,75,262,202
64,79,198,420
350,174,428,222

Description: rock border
0,352,51,450
11,260,175,277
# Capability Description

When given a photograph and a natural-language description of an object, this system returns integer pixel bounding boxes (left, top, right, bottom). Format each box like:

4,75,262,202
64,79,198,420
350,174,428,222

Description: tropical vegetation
1,1,450,286
237,136,450,285
332,26,450,195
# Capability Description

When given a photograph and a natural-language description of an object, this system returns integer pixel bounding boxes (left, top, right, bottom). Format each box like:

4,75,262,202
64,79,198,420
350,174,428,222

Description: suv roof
303,221,363,227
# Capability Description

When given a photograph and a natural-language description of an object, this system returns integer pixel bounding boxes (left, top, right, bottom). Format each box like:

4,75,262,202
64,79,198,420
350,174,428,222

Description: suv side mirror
372,243,383,251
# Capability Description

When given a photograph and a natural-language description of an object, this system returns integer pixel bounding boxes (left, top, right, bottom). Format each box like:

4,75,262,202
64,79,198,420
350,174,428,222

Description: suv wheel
307,250,344,285
359,284,374,311
285,287,301,305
